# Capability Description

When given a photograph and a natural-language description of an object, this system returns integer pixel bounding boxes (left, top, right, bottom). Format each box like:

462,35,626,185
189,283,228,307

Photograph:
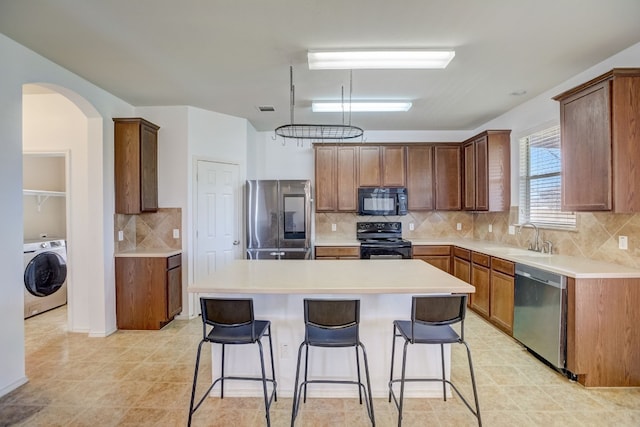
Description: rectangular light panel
312,102,412,112
308,50,455,70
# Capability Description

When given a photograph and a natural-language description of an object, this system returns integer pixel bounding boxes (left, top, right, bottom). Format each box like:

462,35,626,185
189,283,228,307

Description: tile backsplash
316,207,640,269
115,208,182,252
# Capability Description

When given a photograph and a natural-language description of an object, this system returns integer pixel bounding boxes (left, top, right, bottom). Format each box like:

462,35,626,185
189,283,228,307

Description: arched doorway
22,83,109,335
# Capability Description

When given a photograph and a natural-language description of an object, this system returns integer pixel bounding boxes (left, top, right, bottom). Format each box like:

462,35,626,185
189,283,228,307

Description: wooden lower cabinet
315,246,360,259
567,277,640,387
452,247,472,306
489,270,514,333
115,254,182,330
412,245,451,273
470,261,490,317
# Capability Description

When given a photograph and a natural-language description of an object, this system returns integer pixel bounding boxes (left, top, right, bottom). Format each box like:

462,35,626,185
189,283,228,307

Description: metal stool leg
267,325,278,401
257,340,271,427
359,343,376,426
440,343,447,401
303,343,310,403
188,340,205,427
397,340,410,427
356,346,363,404
464,341,482,427
291,342,306,427
388,324,398,402
220,343,225,398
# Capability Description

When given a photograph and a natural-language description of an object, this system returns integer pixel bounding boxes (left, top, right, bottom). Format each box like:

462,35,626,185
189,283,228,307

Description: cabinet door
463,142,475,210
434,145,461,210
358,146,381,186
115,257,166,330
140,122,159,212
315,146,337,211
471,264,490,317
406,146,434,210
490,270,514,333
167,265,182,319
382,146,406,187
453,257,472,306
415,256,451,273
337,146,358,211
474,136,489,211
560,81,612,211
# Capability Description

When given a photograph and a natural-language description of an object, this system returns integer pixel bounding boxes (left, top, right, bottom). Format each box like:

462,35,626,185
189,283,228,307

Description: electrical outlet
456,223,462,231
619,235,628,250
508,225,516,235
118,230,124,241
173,229,180,239
331,223,337,232
280,343,290,359
409,223,414,231
488,224,493,233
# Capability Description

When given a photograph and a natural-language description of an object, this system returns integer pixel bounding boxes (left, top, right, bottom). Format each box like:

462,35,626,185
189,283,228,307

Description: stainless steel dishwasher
513,263,567,370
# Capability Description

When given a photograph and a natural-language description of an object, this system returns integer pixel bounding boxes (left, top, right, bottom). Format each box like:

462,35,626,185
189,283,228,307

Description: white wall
0,33,134,397
477,41,640,204
23,155,66,240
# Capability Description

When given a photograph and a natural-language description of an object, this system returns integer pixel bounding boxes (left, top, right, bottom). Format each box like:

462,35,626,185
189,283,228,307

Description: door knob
233,240,240,245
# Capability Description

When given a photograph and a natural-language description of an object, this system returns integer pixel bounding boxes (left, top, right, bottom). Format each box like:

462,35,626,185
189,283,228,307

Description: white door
195,161,241,284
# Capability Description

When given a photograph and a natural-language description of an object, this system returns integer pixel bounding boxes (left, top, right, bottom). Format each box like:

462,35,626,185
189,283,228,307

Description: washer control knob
40,243,47,248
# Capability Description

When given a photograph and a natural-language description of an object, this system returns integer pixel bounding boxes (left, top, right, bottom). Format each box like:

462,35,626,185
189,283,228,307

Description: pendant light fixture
274,66,363,143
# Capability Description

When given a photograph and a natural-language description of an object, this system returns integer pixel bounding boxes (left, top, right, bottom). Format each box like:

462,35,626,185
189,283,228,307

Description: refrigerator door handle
269,252,279,256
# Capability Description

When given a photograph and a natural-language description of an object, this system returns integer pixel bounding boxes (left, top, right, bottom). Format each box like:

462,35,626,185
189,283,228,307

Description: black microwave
358,187,408,216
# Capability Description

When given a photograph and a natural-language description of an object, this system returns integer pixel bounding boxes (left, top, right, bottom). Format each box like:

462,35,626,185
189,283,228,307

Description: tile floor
1,306,640,426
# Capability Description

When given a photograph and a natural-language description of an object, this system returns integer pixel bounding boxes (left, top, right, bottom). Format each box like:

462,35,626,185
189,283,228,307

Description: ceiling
2,0,640,133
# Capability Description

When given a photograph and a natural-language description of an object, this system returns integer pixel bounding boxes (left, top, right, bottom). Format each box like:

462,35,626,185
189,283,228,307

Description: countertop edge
115,249,182,258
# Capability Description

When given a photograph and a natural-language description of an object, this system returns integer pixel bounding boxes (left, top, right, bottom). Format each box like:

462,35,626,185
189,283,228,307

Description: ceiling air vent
257,105,275,112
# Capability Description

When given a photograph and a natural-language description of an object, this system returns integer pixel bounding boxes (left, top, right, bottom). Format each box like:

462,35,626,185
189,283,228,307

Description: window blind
519,125,576,229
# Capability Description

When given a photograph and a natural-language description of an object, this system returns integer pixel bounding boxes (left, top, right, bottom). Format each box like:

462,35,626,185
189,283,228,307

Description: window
519,125,576,229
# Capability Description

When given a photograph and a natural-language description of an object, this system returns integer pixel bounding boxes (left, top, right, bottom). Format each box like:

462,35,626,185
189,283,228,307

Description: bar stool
291,299,375,426
188,297,277,426
388,295,481,426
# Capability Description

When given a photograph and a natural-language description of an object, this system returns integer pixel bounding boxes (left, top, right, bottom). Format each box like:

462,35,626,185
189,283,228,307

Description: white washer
24,239,67,318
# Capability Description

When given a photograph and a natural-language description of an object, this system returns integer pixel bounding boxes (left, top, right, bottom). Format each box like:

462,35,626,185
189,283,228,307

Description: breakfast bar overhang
188,259,475,398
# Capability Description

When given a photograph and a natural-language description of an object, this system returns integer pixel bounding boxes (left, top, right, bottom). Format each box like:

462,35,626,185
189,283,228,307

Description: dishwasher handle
515,265,565,289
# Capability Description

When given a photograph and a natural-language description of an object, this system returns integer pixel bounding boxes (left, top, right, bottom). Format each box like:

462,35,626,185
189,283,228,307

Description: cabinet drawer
315,246,360,258
471,252,490,267
167,254,182,270
453,247,471,261
412,245,451,256
491,257,515,276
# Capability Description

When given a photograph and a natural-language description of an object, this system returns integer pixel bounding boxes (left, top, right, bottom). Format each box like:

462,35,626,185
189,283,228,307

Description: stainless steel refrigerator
245,180,311,260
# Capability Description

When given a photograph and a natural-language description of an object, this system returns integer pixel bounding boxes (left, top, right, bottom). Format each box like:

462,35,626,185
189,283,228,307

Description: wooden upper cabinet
463,142,475,210
358,145,405,187
114,118,159,214
462,130,511,212
406,145,434,210
434,145,461,210
382,145,406,187
336,146,358,211
314,145,358,212
314,146,337,211
554,69,640,212
358,146,381,186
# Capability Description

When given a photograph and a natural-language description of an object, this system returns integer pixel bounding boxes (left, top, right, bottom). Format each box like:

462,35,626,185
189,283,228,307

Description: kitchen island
188,259,475,398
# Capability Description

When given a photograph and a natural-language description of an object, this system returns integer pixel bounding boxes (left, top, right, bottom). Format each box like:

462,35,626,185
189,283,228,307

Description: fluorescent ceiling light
312,102,412,113
308,50,455,70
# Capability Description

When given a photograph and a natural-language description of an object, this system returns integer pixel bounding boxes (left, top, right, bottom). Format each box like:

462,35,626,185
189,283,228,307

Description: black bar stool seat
291,299,375,426
188,297,277,426
389,294,481,427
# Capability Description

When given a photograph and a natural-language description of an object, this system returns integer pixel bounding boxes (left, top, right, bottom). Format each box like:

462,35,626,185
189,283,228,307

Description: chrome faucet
518,222,541,252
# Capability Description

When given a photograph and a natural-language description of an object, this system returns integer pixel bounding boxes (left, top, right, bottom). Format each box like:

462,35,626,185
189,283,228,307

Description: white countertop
114,248,182,258
188,259,475,294
314,238,640,279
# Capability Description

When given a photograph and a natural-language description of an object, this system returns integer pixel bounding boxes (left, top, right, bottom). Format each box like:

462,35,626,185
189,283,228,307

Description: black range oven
357,221,412,259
